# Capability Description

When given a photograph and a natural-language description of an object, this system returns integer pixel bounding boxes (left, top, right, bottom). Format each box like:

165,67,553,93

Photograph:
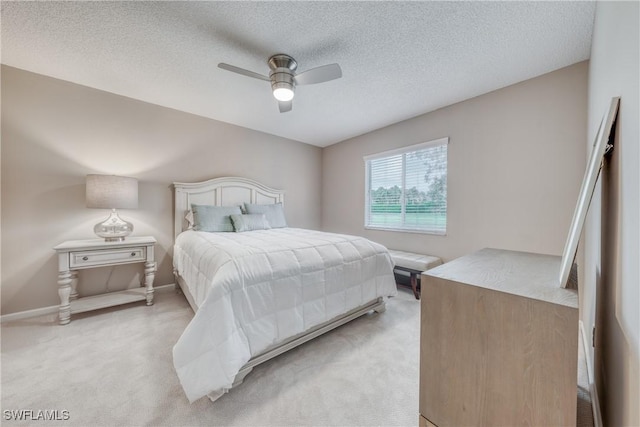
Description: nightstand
53,236,157,325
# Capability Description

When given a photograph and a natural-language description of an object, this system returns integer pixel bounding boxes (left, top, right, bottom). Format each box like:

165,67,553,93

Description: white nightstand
53,236,157,325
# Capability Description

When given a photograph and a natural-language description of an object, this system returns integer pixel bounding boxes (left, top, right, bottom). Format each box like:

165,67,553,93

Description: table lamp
86,174,138,241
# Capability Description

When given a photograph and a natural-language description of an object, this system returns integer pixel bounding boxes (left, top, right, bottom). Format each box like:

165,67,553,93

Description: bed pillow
191,204,242,232
230,214,271,232
244,202,288,228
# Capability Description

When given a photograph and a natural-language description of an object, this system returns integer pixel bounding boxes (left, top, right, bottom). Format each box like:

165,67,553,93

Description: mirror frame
559,96,620,288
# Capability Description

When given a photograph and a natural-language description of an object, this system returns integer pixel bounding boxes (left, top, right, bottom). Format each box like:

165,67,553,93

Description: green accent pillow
230,214,271,232
191,204,242,232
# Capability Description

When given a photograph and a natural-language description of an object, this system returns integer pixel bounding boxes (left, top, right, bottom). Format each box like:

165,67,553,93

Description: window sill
364,226,447,236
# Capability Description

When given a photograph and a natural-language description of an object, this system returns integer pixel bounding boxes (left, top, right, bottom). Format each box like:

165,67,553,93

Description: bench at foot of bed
388,250,442,299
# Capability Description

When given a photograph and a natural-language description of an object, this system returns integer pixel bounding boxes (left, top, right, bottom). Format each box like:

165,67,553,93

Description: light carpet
1,288,420,426
1,286,594,426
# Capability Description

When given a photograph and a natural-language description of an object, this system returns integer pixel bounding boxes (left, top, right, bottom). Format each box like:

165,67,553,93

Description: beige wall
322,62,588,265
1,65,322,315
586,2,639,425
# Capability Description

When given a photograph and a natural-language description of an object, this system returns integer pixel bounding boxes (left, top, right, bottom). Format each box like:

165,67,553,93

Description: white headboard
172,176,285,239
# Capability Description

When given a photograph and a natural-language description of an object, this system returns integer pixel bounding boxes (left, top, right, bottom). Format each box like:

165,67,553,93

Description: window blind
365,138,448,234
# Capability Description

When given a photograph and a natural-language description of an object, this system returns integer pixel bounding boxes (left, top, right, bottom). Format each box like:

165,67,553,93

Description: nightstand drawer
70,246,146,268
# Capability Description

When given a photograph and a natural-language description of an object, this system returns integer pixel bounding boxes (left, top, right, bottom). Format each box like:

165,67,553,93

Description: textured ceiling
1,1,595,147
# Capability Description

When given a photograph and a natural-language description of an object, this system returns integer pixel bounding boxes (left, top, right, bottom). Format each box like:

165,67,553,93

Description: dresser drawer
70,246,146,268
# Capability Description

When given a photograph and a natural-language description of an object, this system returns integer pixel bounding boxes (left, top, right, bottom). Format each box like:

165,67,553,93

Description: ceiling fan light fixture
273,85,295,102
269,67,295,102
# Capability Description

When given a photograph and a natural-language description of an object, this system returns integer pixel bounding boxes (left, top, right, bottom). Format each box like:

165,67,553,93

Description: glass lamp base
94,209,133,242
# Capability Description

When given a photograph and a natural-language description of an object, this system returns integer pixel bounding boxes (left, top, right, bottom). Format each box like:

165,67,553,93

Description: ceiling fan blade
294,63,342,85
218,63,270,82
278,100,292,113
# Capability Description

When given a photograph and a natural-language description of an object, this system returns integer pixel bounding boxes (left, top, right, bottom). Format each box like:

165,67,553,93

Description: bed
171,177,397,403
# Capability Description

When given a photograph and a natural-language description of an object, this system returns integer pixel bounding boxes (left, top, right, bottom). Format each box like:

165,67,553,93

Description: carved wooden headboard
172,177,285,239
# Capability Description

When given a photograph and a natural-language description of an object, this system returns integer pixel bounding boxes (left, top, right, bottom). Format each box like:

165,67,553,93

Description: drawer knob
82,256,89,261
131,252,136,257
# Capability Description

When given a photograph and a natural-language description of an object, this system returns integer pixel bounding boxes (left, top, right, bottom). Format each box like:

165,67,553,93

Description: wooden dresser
419,248,579,426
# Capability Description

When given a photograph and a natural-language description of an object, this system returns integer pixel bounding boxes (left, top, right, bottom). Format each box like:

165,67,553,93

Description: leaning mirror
559,96,620,288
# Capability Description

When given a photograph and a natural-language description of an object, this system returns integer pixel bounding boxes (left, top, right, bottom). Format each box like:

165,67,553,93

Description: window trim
363,137,449,235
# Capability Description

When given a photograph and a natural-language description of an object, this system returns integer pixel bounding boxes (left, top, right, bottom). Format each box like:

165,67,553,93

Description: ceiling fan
218,54,342,113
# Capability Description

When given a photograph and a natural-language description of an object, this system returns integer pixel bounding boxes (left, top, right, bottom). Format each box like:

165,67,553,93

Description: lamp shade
86,174,138,209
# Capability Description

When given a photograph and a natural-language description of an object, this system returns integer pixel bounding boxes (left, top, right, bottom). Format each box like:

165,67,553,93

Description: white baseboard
580,320,603,427
1,283,176,323
0,305,59,323
590,382,603,427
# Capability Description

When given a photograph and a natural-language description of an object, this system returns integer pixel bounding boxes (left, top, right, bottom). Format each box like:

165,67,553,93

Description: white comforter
172,228,397,402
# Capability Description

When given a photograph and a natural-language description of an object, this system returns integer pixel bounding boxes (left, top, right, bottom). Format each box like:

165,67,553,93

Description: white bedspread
172,228,397,402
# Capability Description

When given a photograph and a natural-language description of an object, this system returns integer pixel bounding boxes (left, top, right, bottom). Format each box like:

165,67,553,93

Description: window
364,137,448,234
